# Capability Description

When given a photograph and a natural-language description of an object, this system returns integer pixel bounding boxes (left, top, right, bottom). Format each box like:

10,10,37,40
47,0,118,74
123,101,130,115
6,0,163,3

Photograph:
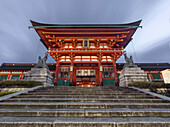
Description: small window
83,39,89,48
11,75,20,80
152,74,161,79
0,75,8,80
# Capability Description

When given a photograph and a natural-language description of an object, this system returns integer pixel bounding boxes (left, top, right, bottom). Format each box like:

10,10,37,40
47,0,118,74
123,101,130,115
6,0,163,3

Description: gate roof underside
30,20,142,49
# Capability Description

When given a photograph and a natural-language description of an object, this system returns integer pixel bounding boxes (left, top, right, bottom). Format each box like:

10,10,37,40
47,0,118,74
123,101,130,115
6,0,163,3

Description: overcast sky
0,0,170,65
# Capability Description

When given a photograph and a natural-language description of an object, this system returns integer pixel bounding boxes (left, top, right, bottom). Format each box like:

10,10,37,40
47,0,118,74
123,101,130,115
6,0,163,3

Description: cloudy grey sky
0,0,170,65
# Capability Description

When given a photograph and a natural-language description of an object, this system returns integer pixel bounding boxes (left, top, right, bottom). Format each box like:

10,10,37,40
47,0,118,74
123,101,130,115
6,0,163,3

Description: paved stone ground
0,86,170,127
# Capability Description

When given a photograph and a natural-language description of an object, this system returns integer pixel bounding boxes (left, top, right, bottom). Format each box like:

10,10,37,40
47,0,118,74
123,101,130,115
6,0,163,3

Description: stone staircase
0,86,170,127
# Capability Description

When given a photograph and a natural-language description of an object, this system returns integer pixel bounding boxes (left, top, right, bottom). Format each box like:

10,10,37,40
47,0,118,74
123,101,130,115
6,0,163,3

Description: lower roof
0,63,169,71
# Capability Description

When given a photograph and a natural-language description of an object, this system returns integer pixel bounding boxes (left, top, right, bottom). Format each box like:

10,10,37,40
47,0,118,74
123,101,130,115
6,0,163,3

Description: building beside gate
0,63,169,86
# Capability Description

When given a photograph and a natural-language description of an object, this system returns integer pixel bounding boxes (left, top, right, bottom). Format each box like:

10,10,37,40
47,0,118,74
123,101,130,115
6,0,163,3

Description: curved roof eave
30,20,142,28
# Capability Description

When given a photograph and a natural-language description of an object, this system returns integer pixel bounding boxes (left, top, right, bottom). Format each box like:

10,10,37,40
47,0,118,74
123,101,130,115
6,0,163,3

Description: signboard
100,66,103,72
161,69,170,84
83,39,89,48
70,66,73,72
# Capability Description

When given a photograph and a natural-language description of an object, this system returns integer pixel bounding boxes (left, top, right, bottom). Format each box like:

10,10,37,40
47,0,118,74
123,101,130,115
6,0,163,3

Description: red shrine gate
30,20,141,86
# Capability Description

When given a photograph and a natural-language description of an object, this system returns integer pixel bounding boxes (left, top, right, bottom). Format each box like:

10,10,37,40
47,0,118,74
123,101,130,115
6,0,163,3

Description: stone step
14,95,157,99
29,92,144,95
34,88,137,91
0,108,170,117
0,86,170,126
29,89,142,92
35,87,136,91
0,102,169,109
46,90,140,93
25,92,148,95
3,98,169,103
32,90,140,93
36,88,139,90
38,86,128,89
0,117,170,127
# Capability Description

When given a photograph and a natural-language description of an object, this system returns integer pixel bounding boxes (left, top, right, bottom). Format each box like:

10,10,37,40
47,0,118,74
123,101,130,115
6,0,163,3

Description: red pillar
69,53,75,85
96,68,99,86
112,60,118,85
98,61,103,86
52,53,61,85
7,72,12,80
55,61,60,85
69,60,74,84
160,73,163,79
97,53,103,86
19,74,22,80
149,73,153,80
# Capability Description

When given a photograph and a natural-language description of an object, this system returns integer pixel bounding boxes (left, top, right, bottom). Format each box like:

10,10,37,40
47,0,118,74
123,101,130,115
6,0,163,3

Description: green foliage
0,91,17,97
0,80,42,88
128,81,169,88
